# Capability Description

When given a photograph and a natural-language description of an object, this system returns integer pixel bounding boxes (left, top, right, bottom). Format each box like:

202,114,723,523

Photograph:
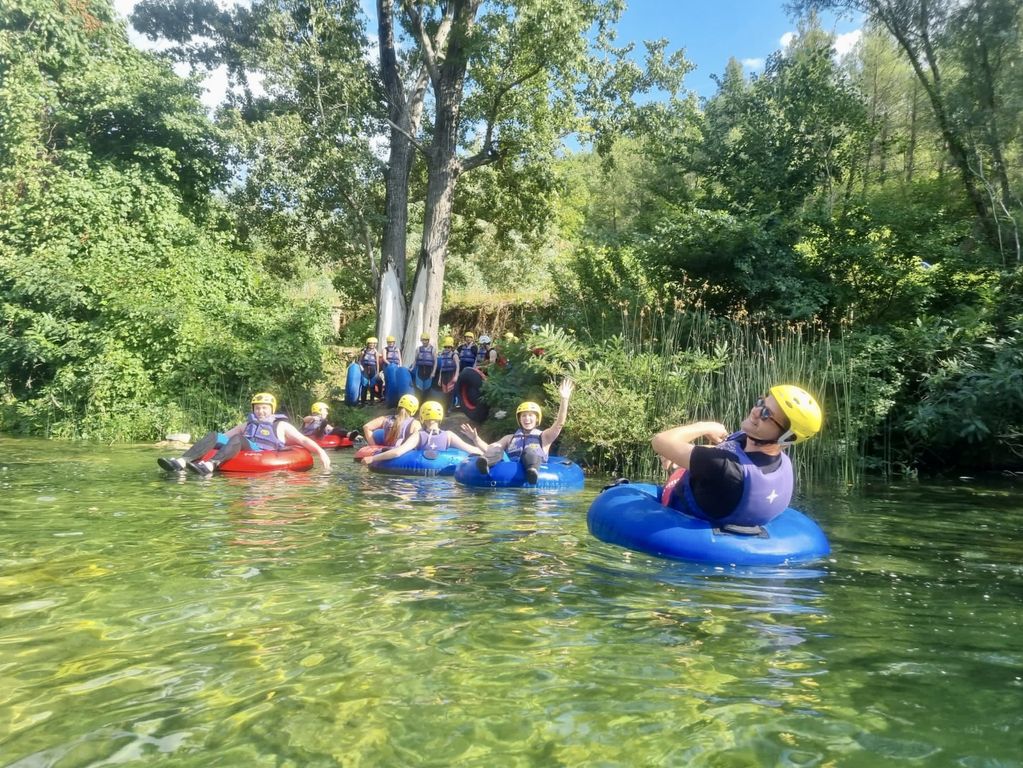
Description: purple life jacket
507,428,545,460
384,415,416,445
417,429,452,451
680,432,793,527
360,348,379,377
385,345,401,364
243,413,288,451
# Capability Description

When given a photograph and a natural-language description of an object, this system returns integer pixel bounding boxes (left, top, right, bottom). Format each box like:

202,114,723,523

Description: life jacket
385,345,401,365
458,343,477,369
475,345,492,367
437,349,457,373
301,415,329,437
243,413,288,451
677,432,793,527
415,344,436,372
383,415,416,445
507,427,545,460
417,428,452,452
360,347,380,377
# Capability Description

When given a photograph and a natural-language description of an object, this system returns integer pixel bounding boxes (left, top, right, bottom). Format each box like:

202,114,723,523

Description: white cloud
741,58,765,72
780,31,796,49
834,29,863,57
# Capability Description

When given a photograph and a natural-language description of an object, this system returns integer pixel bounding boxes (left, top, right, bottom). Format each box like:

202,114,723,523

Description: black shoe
347,429,360,440
158,457,185,471
525,466,539,485
475,456,490,476
186,460,215,476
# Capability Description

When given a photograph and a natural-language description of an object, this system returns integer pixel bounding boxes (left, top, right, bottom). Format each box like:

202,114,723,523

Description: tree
791,0,1021,255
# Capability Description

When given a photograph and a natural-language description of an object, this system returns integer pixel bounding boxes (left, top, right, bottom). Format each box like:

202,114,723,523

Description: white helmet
479,335,492,344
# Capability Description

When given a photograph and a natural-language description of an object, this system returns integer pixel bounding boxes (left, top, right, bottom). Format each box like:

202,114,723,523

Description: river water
1,437,1021,766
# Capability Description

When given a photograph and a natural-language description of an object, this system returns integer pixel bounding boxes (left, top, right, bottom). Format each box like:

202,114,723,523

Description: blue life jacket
475,345,492,367
458,343,478,369
678,431,794,527
507,428,545,460
360,348,379,376
415,344,436,372
437,349,457,373
385,345,401,364
243,413,288,451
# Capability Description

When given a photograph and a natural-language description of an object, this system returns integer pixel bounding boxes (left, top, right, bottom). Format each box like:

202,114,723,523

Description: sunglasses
755,397,787,432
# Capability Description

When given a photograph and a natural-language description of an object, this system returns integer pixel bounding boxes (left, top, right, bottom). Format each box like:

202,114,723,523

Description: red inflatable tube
315,434,354,449
353,445,384,462
201,446,314,473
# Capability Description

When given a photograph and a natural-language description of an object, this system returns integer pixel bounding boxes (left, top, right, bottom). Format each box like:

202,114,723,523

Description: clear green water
1,437,1021,767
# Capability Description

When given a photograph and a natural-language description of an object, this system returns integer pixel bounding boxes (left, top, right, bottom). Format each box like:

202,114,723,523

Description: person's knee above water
157,392,332,475
460,377,574,485
362,401,482,466
361,393,422,447
651,385,822,528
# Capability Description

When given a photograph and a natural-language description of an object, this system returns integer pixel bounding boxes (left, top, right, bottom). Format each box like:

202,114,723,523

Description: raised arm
650,421,729,470
447,431,483,456
540,377,574,449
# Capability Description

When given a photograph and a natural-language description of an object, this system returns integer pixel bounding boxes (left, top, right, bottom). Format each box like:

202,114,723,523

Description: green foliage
0,0,334,441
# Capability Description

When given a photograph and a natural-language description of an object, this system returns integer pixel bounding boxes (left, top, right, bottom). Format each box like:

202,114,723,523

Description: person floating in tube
362,401,482,467
301,402,360,441
651,385,822,528
361,394,422,448
157,392,332,475
460,377,574,485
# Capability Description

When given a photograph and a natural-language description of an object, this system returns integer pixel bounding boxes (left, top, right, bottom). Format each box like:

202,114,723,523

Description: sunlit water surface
1,438,1021,767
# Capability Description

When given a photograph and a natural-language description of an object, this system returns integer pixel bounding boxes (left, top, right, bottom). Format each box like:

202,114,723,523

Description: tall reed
612,306,860,488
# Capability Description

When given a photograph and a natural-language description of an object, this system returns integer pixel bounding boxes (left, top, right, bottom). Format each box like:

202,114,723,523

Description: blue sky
116,0,865,108
613,0,864,99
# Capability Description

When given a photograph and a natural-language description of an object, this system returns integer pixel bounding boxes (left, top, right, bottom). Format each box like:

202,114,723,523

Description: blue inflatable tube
454,456,585,491
587,483,830,566
367,448,470,477
384,364,415,407
345,362,362,405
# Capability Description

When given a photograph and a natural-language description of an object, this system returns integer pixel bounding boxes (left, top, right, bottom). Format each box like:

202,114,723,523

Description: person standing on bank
461,377,574,485
651,385,822,528
157,393,331,475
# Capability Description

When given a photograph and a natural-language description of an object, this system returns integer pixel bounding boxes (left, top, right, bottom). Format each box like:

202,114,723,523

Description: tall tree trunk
402,0,480,353
905,78,918,182
375,0,427,352
878,5,1001,247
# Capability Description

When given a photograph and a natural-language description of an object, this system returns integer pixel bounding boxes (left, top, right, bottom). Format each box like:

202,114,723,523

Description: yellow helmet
516,401,542,421
251,392,277,412
420,332,430,341
311,401,328,415
443,335,455,347
464,331,475,340
386,335,396,343
366,336,378,344
419,401,444,422
397,394,419,415
769,384,822,444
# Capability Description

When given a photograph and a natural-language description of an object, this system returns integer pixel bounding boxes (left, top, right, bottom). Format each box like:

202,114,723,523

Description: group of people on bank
157,379,822,527
356,330,512,405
